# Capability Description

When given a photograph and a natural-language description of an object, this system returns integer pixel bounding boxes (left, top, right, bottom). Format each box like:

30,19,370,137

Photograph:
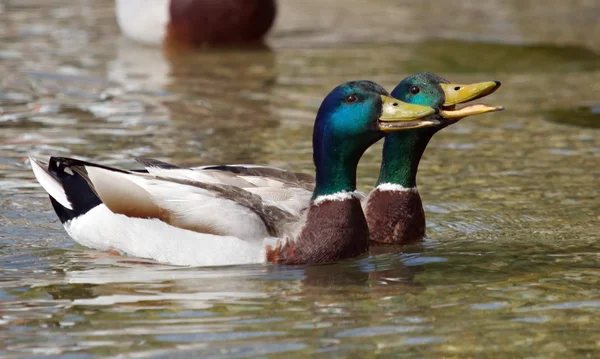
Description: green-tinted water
1,1,599,357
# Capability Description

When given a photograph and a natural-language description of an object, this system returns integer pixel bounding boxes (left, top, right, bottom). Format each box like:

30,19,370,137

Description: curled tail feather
29,156,102,223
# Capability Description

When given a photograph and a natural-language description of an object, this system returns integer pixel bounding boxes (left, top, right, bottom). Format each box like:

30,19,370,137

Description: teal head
377,72,503,187
392,72,502,129
312,80,438,199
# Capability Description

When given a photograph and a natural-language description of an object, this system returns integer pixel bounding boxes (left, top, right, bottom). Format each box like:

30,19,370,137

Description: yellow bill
378,95,440,131
439,81,504,119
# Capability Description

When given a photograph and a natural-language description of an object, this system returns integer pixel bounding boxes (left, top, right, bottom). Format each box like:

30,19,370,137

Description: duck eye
345,94,358,104
409,86,420,95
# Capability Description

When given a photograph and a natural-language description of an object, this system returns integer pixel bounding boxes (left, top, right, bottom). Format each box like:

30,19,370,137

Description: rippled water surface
1,1,599,357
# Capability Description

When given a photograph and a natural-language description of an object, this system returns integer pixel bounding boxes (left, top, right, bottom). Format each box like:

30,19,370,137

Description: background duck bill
440,104,504,119
440,81,501,106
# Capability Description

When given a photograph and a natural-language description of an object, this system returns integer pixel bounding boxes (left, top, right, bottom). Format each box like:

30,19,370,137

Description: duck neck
367,128,437,245
312,133,380,200
377,128,437,189
265,126,379,264
313,154,358,199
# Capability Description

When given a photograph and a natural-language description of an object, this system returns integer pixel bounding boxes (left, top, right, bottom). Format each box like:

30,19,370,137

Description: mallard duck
168,73,502,245
30,81,438,266
365,72,502,245
116,0,276,47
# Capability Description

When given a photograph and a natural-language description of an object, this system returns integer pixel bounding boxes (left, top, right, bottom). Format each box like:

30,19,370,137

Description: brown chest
365,188,426,245
266,198,369,265
166,0,276,47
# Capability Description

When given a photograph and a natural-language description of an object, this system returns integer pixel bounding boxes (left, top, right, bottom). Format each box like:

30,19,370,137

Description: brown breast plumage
166,0,276,47
266,197,369,265
365,188,426,245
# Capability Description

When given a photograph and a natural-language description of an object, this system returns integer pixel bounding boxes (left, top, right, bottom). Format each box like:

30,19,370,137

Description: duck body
115,0,276,47
366,73,502,245
32,157,289,266
31,81,437,266
366,76,442,245
176,74,502,247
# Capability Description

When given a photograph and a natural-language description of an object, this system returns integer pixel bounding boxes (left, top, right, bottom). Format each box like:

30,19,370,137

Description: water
1,0,599,357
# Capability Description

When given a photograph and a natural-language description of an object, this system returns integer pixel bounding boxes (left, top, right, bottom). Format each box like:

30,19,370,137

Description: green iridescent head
392,72,502,125
392,72,448,108
376,73,503,188
311,80,438,198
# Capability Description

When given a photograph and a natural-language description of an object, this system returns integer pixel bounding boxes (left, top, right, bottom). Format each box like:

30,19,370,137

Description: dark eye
409,86,420,95
345,94,358,104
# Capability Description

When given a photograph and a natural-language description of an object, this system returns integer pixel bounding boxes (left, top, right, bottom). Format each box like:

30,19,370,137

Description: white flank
65,204,269,267
29,156,73,210
312,190,362,205
115,0,169,45
376,183,418,193
83,166,273,242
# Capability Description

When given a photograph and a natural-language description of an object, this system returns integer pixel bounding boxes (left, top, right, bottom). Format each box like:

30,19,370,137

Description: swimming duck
171,73,502,245
365,72,502,245
30,81,437,267
115,0,276,47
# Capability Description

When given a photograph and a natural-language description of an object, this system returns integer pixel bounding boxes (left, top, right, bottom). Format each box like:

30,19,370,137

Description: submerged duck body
31,81,438,266
115,0,276,47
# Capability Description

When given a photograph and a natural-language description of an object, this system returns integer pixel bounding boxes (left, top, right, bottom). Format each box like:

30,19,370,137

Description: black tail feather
47,157,102,223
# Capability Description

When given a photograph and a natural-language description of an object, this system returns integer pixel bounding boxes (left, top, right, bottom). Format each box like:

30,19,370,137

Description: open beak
378,95,440,132
439,81,504,119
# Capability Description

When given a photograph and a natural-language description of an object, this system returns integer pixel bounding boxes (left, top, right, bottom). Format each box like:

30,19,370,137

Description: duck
365,72,502,245
30,81,438,267
115,0,277,47
166,73,503,245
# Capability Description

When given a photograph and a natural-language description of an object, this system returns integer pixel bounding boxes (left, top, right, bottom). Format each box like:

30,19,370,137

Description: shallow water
1,1,600,357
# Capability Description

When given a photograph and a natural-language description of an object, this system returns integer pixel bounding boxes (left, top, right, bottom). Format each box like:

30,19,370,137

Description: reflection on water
545,106,600,129
1,0,600,358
